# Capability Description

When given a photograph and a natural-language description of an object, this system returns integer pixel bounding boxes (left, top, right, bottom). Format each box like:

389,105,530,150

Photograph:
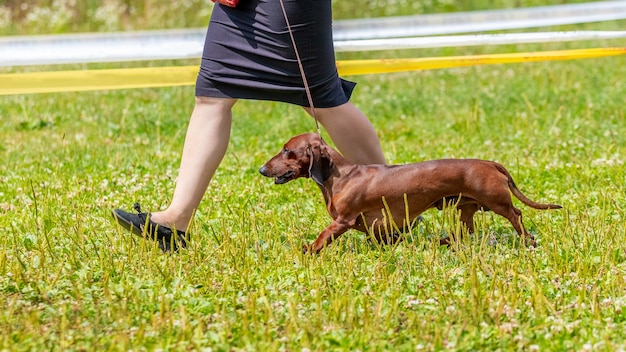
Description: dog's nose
259,165,268,176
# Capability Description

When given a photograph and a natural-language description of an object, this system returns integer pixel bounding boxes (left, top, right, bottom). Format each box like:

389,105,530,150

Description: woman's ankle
150,210,190,233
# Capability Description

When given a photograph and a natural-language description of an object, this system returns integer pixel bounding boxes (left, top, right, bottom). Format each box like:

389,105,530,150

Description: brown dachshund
259,133,562,253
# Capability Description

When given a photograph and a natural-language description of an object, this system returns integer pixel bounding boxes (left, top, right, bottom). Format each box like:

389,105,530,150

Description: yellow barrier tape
1,47,624,96
337,47,626,75
0,66,198,95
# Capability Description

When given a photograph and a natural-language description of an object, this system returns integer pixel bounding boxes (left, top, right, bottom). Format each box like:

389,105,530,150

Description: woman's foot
111,203,188,252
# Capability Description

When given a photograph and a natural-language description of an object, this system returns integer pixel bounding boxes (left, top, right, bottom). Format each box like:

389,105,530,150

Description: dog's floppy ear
307,142,333,186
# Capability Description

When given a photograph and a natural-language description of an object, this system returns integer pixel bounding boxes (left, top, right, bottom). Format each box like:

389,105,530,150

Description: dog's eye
283,148,296,159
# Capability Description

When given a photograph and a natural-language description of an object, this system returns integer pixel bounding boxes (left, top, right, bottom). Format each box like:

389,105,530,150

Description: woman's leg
306,102,386,165
150,96,237,232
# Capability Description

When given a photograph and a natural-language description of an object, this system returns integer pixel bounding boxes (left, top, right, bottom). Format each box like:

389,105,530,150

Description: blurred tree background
0,0,596,35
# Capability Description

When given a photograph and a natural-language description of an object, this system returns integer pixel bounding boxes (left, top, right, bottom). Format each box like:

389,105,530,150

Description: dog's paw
522,234,537,248
302,243,319,254
439,236,452,247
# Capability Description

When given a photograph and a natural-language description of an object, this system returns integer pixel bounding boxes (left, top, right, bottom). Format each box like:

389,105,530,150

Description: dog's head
259,133,334,186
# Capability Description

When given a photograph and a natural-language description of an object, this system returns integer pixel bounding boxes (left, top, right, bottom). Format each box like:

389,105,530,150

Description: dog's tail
494,163,562,210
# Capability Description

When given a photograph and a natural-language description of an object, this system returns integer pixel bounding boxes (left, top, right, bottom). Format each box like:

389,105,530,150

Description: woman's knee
195,96,237,109
302,103,340,123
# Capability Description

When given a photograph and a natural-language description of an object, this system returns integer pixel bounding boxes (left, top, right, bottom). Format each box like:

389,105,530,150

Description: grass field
2,1,626,351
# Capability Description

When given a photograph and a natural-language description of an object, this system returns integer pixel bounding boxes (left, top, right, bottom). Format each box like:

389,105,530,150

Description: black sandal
111,203,188,252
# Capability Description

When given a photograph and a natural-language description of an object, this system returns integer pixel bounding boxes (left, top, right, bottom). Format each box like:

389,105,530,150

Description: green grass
2,1,626,351
0,0,602,35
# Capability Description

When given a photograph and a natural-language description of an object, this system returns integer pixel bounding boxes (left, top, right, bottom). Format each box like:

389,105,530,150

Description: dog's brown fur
260,133,561,253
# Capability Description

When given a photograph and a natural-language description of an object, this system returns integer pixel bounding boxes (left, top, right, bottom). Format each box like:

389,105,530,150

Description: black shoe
111,203,188,252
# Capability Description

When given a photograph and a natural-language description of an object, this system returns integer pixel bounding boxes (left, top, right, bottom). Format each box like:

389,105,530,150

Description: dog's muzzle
274,170,295,184
259,165,295,184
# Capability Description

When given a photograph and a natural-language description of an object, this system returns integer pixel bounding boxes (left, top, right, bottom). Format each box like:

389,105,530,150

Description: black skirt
195,0,355,108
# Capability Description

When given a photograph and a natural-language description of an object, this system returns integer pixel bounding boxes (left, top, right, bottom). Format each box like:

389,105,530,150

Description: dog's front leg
303,219,352,254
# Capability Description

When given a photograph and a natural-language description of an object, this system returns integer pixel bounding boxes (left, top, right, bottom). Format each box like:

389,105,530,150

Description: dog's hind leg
439,202,479,246
458,203,479,234
490,203,537,247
